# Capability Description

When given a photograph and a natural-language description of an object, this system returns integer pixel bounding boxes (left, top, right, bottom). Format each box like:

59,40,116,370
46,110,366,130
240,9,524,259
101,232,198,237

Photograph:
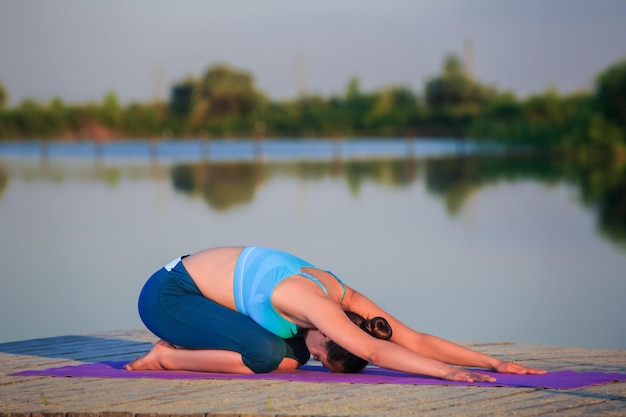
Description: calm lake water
1,138,625,349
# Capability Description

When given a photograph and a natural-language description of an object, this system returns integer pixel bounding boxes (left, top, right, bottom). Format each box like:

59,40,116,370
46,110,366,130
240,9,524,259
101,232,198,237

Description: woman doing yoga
126,246,546,382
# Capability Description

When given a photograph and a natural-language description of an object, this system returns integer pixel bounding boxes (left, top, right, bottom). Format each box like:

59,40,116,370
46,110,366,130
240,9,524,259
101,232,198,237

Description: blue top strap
300,269,347,303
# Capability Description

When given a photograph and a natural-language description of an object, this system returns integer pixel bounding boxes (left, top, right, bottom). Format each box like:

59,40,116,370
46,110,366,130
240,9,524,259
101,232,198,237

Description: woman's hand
442,368,497,383
494,361,547,375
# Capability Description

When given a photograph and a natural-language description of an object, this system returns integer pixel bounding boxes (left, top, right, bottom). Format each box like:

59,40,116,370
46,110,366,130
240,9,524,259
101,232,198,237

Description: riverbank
1,329,625,417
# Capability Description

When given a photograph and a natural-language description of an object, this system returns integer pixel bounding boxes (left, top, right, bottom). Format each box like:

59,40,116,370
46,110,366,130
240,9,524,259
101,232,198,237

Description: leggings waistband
163,254,190,272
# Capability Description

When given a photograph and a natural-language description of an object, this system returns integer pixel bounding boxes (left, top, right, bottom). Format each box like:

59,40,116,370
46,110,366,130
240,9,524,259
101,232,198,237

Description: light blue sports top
233,246,346,338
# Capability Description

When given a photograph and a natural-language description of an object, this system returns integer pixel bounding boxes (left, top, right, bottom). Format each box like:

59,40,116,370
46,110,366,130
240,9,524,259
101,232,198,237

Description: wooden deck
1,329,625,417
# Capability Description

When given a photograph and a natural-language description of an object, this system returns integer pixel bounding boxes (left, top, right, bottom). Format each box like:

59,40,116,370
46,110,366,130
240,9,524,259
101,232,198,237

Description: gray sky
1,0,625,105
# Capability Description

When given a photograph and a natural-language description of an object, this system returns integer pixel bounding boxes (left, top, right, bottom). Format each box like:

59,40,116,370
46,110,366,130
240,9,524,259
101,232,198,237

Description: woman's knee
241,337,287,373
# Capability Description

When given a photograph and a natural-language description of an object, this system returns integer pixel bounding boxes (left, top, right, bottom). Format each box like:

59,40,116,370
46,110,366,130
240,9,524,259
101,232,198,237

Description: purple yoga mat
11,362,626,390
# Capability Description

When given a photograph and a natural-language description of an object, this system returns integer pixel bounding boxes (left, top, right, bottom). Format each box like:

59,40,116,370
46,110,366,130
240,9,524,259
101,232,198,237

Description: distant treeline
0,54,625,154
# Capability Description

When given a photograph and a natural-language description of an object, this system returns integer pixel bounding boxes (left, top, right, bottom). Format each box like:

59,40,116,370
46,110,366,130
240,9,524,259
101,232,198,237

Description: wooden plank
0,336,152,362
1,329,625,417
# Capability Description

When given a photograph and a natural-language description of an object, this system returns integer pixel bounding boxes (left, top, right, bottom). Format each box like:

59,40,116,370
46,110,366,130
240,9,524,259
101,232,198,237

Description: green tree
342,76,375,133
425,54,495,112
169,78,197,119
45,97,69,136
595,57,626,124
0,80,7,109
190,64,265,125
0,80,11,138
367,86,418,134
99,91,123,129
345,76,362,102
15,99,47,138
122,102,166,137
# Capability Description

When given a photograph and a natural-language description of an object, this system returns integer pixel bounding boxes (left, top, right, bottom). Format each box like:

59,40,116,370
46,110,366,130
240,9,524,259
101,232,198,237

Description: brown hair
325,311,392,373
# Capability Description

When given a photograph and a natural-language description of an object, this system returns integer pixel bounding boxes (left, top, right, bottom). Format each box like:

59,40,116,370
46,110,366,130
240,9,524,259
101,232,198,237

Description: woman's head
319,311,392,373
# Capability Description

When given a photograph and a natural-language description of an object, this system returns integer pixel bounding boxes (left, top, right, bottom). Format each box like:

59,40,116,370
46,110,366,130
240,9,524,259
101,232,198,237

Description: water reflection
165,155,626,250
2,150,625,251
0,164,7,199
424,155,626,249
171,162,260,211
168,158,423,210
3,152,625,250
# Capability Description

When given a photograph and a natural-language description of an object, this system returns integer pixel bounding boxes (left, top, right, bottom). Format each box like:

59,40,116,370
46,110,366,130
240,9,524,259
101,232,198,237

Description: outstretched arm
308,298,498,381
342,288,546,375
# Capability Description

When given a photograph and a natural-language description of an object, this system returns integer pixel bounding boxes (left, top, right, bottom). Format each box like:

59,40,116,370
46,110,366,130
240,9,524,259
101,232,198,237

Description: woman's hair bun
346,311,392,340
365,316,393,340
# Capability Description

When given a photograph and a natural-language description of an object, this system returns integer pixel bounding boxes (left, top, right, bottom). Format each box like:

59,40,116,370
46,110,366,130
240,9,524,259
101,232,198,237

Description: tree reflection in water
171,162,261,211
424,154,626,249
0,163,8,200
170,154,626,250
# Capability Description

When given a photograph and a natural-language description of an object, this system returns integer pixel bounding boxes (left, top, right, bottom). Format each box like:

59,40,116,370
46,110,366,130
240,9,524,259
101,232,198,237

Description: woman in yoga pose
126,246,546,381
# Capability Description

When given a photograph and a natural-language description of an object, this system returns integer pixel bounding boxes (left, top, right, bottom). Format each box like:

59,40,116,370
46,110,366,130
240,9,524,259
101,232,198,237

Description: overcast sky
1,0,625,106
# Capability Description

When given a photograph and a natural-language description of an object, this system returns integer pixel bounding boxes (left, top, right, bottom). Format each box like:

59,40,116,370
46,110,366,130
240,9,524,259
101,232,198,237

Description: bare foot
124,340,176,371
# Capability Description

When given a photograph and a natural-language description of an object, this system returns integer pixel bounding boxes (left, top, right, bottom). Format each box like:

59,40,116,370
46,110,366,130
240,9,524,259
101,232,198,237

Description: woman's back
180,246,347,327
182,246,244,310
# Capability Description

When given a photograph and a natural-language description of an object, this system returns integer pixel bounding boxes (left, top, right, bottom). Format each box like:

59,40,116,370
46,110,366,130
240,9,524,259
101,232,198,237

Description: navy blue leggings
137,258,309,373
